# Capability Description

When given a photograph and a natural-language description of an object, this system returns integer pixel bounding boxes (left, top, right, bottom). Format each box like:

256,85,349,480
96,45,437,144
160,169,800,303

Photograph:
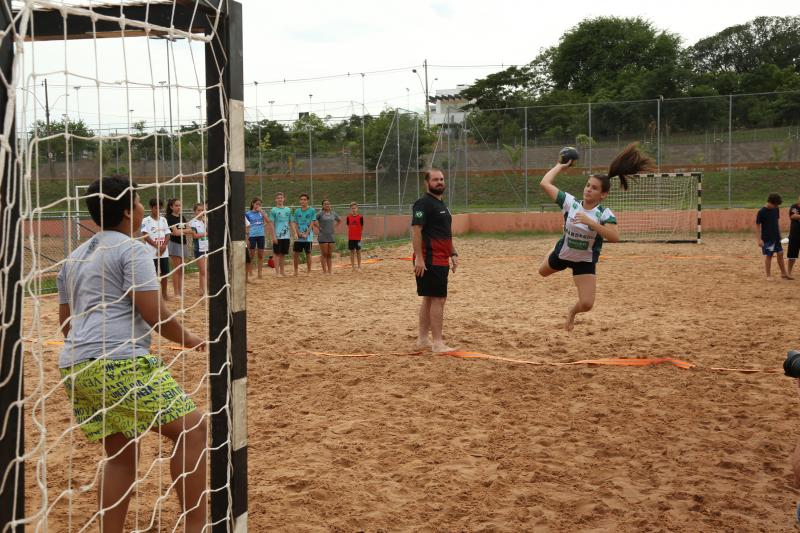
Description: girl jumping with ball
539,142,655,331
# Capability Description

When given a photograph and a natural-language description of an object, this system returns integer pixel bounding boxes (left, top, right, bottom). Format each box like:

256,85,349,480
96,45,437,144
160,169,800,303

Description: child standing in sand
346,201,364,269
756,193,793,280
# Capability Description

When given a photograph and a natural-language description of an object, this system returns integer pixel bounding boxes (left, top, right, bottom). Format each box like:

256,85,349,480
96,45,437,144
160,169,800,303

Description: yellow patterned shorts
60,355,196,442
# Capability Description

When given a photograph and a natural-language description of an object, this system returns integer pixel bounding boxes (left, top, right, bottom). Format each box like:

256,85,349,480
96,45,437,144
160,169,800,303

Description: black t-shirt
166,212,188,244
756,206,780,242
411,193,452,267
790,204,800,238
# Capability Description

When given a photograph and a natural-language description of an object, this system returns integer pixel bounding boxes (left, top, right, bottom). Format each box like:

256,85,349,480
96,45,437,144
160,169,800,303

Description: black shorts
249,236,265,250
153,257,170,276
788,236,800,259
293,241,312,254
348,239,362,251
273,239,290,255
416,265,449,297
548,250,597,276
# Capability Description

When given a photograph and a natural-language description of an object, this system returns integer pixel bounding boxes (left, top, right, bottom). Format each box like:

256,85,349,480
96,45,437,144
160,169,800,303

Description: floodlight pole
0,0,24,529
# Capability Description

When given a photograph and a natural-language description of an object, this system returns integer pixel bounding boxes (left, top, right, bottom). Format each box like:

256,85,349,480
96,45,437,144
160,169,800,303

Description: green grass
28,165,800,216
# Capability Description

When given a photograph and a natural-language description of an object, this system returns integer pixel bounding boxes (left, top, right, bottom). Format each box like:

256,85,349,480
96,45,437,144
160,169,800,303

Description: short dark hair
424,168,444,182
299,193,309,200
768,193,783,205
250,197,262,210
86,176,138,228
149,197,163,208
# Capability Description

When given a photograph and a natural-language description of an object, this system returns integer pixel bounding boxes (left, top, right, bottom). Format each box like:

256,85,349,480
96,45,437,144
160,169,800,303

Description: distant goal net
604,172,702,243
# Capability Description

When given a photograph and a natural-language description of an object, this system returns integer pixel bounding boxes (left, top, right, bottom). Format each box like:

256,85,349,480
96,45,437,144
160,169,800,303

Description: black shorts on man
416,265,449,297
273,239,290,255
293,241,312,254
348,239,361,251
788,236,800,260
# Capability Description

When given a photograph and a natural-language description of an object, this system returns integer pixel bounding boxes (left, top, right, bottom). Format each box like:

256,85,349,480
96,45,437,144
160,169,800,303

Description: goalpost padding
2,2,247,531
604,172,702,244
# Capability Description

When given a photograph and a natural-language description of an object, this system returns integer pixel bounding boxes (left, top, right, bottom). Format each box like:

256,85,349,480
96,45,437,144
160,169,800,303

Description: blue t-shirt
756,206,780,242
245,210,265,237
293,207,317,242
269,207,292,240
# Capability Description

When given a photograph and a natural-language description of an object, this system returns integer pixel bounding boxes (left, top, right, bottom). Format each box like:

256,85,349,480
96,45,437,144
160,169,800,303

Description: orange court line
307,349,784,374
333,258,383,269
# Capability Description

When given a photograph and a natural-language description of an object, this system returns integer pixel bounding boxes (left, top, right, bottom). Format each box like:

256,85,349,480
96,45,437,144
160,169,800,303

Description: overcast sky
16,0,800,132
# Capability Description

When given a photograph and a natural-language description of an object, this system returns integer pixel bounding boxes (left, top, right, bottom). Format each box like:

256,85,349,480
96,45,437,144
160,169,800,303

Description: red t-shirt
346,214,364,241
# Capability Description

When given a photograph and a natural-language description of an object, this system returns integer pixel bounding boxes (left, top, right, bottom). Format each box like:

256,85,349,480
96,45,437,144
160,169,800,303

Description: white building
429,85,473,126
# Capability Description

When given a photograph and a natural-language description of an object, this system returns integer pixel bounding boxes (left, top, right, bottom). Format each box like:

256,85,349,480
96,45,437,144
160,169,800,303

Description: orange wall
23,208,784,238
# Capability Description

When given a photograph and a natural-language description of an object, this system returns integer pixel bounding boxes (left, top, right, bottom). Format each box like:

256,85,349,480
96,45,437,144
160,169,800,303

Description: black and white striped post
0,0,24,530
694,172,702,244
206,1,248,531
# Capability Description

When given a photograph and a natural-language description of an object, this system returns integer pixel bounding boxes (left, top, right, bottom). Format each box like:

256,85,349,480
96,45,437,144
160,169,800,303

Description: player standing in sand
539,143,654,331
412,168,458,353
268,191,292,277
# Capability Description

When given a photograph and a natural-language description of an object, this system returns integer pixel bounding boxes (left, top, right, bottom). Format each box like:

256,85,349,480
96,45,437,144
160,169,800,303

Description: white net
3,1,236,530
604,173,701,243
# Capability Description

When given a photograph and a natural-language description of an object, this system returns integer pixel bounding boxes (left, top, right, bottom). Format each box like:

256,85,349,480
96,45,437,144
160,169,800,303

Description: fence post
524,106,528,211
728,94,733,208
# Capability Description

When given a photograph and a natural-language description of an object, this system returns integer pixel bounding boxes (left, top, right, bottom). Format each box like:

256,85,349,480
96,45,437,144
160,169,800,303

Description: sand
22,234,800,531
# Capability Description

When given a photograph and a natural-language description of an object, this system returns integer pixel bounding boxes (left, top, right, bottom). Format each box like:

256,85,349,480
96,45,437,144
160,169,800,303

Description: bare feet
783,274,795,280
565,309,577,332
415,338,432,350
766,275,775,281
431,342,454,353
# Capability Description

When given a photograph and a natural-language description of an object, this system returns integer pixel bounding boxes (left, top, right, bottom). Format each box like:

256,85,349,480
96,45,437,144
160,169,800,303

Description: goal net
1,1,248,531
604,173,702,243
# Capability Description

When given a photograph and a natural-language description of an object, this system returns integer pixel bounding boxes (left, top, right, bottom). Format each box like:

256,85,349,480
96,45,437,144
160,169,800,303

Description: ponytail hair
593,142,656,192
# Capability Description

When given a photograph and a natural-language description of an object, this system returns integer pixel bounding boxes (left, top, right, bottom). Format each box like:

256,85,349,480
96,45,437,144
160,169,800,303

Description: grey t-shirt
316,210,340,243
57,231,159,368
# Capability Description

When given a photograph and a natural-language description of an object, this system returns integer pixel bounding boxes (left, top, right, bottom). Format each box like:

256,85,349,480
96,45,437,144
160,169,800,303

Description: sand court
24,233,800,531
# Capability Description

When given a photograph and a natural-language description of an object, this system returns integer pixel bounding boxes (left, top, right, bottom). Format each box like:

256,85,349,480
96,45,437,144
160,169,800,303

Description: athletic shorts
548,250,597,276
348,240,362,251
293,241,312,254
788,236,800,259
153,257,170,276
168,240,190,258
249,236,265,250
416,265,449,297
194,249,206,260
762,240,783,257
272,239,290,255
60,355,196,442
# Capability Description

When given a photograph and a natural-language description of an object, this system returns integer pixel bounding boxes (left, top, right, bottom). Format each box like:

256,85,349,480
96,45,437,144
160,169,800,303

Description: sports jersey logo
415,211,423,218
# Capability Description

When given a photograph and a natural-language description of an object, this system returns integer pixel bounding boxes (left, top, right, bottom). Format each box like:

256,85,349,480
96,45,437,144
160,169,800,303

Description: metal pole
256,81,262,198
656,96,662,170
465,115,469,209
728,94,733,208
423,59,430,129
166,40,175,183
396,109,401,214
523,107,528,210
206,2,248,530
361,74,366,206
415,116,420,200
308,125,314,205
43,78,53,176
588,101,592,172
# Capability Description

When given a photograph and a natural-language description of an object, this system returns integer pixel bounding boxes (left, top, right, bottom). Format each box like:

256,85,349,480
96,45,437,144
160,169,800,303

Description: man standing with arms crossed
412,168,459,353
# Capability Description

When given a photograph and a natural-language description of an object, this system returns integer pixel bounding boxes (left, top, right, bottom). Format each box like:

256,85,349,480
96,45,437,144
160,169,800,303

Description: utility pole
43,78,54,176
423,59,430,129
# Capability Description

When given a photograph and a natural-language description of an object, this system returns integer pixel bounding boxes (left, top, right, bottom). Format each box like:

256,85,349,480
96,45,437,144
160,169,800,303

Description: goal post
604,172,702,244
2,1,247,531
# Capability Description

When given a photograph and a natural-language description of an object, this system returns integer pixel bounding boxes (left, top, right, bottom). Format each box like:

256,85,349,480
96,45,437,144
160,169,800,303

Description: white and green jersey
554,190,617,263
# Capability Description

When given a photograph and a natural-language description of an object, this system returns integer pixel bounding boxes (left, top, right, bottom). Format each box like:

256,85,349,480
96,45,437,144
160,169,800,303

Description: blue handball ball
559,146,579,164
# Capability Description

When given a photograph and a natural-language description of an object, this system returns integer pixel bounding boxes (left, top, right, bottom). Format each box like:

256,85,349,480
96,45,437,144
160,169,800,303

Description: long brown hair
593,142,655,192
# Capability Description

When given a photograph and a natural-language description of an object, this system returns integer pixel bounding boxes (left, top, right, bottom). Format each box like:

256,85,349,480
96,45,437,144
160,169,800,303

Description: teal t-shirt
269,207,292,240
293,207,317,242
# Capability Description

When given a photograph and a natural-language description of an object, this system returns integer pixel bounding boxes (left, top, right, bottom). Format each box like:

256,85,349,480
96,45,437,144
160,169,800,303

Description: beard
430,183,446,195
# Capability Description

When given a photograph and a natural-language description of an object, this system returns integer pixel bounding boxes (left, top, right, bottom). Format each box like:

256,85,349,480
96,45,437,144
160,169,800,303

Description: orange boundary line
308,350,782,374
